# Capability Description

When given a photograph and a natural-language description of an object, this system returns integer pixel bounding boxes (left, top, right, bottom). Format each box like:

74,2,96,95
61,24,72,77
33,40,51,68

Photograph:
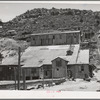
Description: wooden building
21,45,79,80
1,43,94,81
1,52,19,80
23,68,40,80
30,30,80,46
51,58,90,79
67,49,91,79
0,65,17,80
0,44,94,81
67,64,92,79
20,45,94,80
81,29,95,42
52,57,68,78
51,49,92,79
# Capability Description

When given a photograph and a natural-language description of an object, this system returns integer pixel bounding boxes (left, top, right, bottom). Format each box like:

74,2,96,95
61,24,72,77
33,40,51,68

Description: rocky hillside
0,8,100,67
1,8,100,40
0,38,29,61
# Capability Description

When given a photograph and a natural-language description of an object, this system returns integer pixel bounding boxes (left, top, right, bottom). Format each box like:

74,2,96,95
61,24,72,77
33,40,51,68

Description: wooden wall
24,65,52,80
52,58,67,78
67,64,89,79
30,32,80,46
0,66,15,80
39,65,52,79
23,64,90,80
24,68,39,80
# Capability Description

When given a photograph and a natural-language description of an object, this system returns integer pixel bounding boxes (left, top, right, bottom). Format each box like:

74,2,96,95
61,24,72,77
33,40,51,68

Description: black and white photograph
0,1,100,94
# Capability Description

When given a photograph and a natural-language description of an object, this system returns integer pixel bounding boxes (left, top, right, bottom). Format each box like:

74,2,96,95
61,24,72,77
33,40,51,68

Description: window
57,68,59,71
81,65,84,71
41,39,43,45
53,35,55,39
26,76,30,80
0,67,2,71
56,59,62,67
45,71,48,76
33,38,35,41
74,33,76,38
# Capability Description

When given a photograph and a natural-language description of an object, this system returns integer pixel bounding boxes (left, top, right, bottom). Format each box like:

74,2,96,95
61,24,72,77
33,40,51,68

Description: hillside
0,8,100,68
1,8,100,40
0,38,29,62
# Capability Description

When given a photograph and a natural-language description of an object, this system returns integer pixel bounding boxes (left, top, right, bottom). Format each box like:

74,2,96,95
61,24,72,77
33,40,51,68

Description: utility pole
18,47,21,90
65,66,67,80
52,66,53,86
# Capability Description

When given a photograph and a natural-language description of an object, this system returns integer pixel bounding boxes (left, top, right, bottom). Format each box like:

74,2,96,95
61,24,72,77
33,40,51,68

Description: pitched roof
31,30,80,36
57,49,89,65
22,44,80,68
77,49,89,64
1,44,89,68
51,57,69,62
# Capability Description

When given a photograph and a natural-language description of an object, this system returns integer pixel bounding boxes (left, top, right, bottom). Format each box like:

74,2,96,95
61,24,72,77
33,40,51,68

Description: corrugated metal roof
31,30,80,36
22,44,80,68
58,47,79,65
59,49,89,65
77,49,89,64
1,44,89,67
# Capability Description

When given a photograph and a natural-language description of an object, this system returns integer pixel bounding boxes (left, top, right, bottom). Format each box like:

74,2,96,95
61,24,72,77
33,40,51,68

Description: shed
52,57,68,78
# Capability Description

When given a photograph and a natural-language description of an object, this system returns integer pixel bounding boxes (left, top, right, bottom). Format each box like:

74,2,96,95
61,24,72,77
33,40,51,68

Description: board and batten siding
39,65,52,79
52,58,68,78
68,64,89,79
30,32,80,46
24,68,40,80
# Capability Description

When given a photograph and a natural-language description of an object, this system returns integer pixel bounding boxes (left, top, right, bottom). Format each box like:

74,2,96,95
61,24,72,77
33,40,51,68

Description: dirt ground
32,70,100,91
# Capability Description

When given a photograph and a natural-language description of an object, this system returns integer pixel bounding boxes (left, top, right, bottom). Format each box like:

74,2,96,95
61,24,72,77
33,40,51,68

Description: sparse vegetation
1,8,100,40
0,8,100,68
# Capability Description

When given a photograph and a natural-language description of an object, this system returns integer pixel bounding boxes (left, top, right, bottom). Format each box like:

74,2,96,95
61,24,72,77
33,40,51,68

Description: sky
1,2,100,22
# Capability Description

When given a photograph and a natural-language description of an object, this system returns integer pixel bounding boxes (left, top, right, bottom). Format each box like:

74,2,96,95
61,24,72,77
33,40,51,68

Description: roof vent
39,59,44,63
66,45,74,56
66,50,73,55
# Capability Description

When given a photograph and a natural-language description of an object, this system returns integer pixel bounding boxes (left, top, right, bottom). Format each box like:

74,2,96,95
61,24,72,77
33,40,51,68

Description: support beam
52,66,53,85
14,67,17,90
65,66,67,79
42,67,44,89
23,69,26,90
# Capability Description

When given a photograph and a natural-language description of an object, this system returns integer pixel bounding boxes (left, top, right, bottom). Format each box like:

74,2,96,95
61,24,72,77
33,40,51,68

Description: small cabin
52,57,68,78
0,65,17,80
